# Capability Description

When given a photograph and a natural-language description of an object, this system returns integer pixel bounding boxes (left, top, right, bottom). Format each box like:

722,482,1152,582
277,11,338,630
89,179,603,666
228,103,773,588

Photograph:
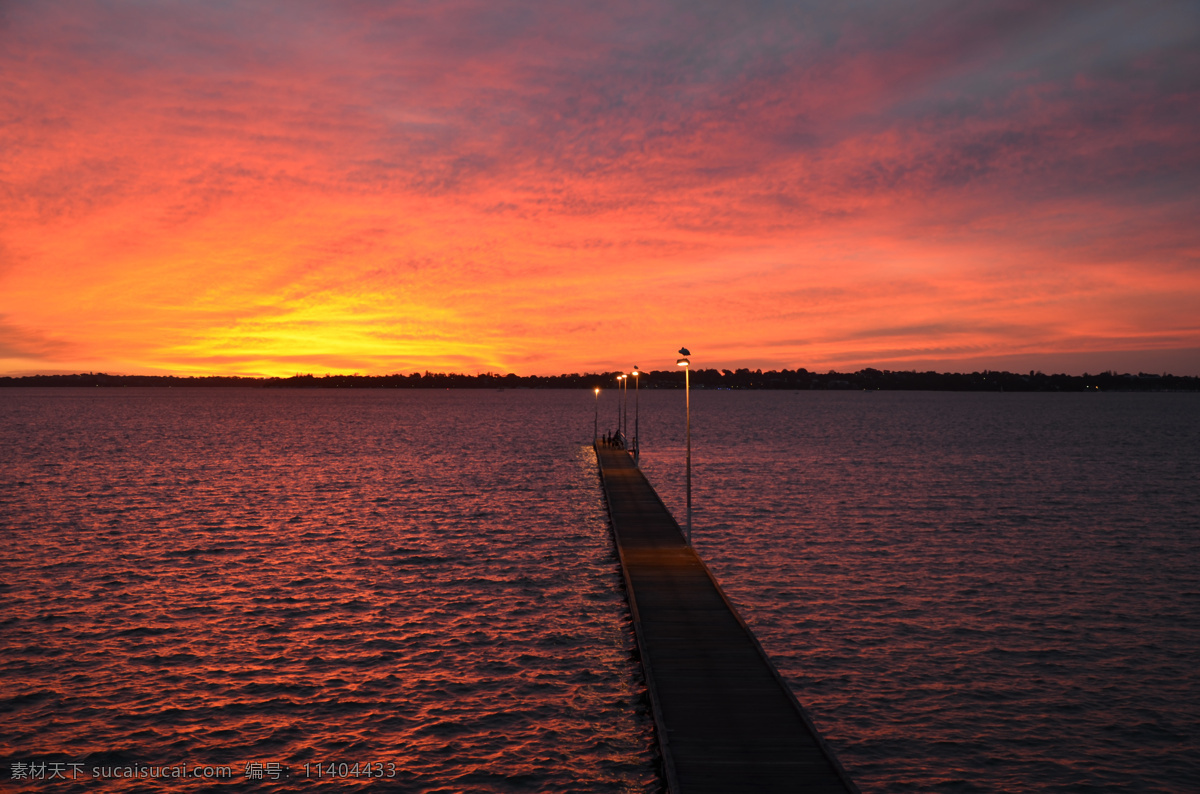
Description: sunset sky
2,1,1198,377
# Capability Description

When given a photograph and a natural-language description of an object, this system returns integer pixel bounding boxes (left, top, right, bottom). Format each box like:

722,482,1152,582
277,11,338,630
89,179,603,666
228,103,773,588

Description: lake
2,388,1197,791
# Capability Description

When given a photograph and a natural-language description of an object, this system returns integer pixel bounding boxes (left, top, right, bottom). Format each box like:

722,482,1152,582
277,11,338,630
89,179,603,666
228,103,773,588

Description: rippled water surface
2,389,656,792
636,390,1200,793
3,388,1199,792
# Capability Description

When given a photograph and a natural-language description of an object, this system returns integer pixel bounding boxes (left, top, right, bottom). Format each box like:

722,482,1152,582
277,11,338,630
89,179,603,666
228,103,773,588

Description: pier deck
595,443,857,794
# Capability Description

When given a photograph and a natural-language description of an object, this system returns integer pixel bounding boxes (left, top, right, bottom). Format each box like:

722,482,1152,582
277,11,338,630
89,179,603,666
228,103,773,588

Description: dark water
2,388,1198,792
636,390,1200,793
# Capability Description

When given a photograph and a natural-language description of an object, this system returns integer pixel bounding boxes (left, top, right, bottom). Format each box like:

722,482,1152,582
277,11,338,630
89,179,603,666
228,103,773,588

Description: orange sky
3,1,1198,376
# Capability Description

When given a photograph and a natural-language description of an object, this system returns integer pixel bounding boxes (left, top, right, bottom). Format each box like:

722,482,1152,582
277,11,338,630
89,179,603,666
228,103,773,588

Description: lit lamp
615,374,624,444
594,386,600,442
677,348,691,544
622,371,629,444
631,366,640,464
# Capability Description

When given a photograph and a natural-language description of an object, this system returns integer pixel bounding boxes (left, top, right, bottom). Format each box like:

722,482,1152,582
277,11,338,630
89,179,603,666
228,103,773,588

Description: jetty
595,442,858,794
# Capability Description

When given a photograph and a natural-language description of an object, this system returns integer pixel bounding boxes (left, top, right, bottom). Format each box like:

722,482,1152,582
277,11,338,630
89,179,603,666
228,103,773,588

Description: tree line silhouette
3,368,1197,391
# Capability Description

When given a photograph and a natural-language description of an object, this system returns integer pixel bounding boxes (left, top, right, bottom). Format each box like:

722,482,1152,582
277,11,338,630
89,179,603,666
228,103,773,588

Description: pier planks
594,443,858,794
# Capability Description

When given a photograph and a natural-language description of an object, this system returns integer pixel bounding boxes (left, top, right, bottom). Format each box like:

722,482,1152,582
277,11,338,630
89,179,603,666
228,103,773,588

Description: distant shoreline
3,370,1197,392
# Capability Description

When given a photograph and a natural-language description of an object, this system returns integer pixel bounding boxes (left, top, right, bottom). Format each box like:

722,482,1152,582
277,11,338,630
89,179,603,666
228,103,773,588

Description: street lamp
615,374,624,444
622,371,629,444
631,366,640,464
594,387,600,442
677,348,691,544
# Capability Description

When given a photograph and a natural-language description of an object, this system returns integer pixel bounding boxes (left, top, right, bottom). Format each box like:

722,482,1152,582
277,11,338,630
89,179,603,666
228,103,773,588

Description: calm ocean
2,388,1198,792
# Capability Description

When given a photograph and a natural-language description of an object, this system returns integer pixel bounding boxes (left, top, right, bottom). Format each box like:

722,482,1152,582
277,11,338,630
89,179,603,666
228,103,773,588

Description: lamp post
677,348,691,544
615,374,624,443
593,387,600,442
632,366,640,464
622,372,629,444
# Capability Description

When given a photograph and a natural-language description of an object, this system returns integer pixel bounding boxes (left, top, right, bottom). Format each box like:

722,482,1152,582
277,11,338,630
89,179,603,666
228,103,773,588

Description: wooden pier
594,442,858,794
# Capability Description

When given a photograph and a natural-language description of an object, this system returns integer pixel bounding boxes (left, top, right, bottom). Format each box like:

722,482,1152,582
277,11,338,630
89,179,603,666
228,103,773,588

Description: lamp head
677,357,689,367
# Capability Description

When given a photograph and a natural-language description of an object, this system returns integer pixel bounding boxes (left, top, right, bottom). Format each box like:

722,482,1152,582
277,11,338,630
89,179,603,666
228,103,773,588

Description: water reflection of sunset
3,3,1198,376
